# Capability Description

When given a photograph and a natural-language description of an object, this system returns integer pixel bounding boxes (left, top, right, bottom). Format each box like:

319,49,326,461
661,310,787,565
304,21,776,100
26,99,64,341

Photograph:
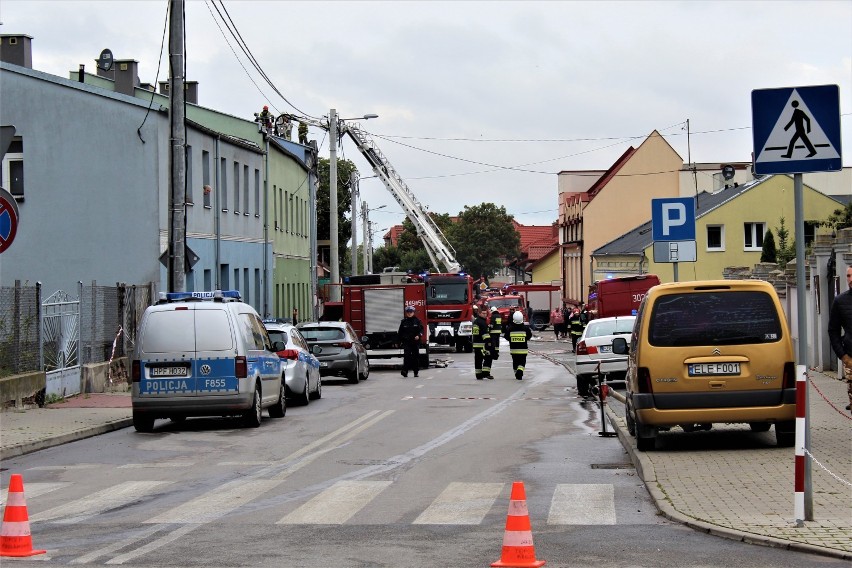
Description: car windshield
648,291,782,347
267,330,287,345
488,298,522,309
299,327,346,341
586,318,634,338
427,282,469,305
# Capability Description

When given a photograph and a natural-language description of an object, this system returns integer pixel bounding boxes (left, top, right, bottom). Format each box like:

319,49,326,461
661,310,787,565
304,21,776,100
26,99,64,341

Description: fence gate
42,289,81,397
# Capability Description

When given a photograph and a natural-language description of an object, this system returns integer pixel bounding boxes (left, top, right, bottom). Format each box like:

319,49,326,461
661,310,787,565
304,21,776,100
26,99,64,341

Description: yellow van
611,280,796,451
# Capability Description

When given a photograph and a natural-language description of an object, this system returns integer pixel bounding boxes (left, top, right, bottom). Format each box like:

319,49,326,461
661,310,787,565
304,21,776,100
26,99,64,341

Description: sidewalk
1,353,850,560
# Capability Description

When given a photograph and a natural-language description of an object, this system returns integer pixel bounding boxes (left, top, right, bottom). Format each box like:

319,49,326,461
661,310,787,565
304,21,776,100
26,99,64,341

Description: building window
185,145,193,204
706,225,724,251
243,165,249,215
744,222,765,251
233,162,240,213
2,138,24,199
254,169,261,218
220,158,228,212
202,150,211,208
273,184,278,230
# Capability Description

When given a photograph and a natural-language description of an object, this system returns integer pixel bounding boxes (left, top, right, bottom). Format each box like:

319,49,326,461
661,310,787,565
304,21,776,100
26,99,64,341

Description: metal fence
0,281,156,378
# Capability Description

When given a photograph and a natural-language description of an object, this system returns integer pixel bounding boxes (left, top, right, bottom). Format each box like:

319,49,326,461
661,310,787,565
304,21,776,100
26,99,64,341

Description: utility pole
329,109,340,301
350,171,359,276
168,0,186,292
362,201,369,274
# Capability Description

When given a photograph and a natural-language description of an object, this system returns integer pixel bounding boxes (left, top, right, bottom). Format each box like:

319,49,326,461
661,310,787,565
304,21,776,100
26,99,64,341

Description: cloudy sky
3,0,850,231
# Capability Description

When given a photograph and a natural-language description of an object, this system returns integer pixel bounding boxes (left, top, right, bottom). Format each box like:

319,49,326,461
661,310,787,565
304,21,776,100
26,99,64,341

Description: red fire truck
502,282,561,331
586,274,660,319
337,274,430,367
423,272,474,353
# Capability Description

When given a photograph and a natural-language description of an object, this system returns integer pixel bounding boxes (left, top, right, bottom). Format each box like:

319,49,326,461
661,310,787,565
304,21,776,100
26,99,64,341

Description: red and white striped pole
793,364,806,525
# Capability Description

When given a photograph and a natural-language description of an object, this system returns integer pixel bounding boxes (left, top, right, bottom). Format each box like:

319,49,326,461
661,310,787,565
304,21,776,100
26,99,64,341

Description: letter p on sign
661,203,685,236
652,197,696,242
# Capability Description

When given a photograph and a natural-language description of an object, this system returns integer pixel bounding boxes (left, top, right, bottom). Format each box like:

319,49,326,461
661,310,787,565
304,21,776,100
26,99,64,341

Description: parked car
131,290,286,432
575,315,636,397
297,321,369,384
611,279,796,451
263,321,321,406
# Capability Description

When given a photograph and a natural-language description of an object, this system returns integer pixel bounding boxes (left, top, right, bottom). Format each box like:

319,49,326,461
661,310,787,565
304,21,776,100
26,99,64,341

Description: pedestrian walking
472,305,493,379
291,307,299,326
398,305,423,378
504,310,532,380
489,306,502,360
550,306,564,340
827,265,852,411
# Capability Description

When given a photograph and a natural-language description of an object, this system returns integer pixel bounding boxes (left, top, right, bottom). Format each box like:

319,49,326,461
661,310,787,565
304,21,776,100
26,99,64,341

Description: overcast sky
3,1,850,231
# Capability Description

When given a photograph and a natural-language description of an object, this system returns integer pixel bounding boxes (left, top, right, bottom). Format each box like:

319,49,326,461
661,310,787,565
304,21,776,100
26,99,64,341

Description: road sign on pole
752,84,842,175
0,187,20,254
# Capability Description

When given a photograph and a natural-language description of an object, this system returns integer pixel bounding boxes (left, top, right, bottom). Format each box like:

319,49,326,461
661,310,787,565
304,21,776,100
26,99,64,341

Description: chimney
0,35,33,68
113,59,139,96
159,80,198,104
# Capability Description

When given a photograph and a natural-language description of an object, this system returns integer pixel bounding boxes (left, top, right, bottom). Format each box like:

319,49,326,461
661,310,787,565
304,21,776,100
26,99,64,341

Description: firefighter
255,105,274,133
298,121,309,144
488,306,502,360
504,310,532,380
569,307,583,352
398,305,423,377
472,305,493,380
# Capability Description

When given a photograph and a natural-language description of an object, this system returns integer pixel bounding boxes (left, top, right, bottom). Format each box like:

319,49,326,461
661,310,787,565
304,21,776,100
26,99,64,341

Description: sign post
651,197,697,282
753,84,843,525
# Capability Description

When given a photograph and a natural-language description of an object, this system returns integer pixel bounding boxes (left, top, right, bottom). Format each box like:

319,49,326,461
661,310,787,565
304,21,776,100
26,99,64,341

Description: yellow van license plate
688,363,740,376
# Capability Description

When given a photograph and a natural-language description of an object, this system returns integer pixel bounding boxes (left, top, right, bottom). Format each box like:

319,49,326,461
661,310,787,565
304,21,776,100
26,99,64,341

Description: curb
603,405,851,561
0,417,134,461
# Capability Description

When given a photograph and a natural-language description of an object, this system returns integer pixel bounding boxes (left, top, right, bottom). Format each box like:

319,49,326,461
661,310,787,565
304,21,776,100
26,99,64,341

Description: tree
317,157,358,267
448,203,520,278
823,201,852,231
760,229,777,263
372,245,402,273
775,217,796,267
396,214,455,273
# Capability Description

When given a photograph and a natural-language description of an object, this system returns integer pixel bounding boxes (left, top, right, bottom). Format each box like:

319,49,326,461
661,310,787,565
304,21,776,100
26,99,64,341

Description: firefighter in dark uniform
398,305,423,377
504,310,532,380
489,306,502,360
298,121,309,144
472,305,493,380
569,307,583,352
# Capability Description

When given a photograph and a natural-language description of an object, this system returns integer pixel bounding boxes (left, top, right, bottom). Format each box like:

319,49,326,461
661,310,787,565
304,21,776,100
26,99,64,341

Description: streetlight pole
329,109,340,301
362,201,369,274
350,171,359,276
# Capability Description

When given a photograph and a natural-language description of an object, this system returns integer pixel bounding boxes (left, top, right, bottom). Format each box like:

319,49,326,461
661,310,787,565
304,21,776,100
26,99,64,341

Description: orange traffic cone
491,481,545,567
0,474,46,557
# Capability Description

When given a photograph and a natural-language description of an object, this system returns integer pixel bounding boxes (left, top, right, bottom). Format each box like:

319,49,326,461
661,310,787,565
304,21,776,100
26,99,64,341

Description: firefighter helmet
512,311,523,324
490,306,498,313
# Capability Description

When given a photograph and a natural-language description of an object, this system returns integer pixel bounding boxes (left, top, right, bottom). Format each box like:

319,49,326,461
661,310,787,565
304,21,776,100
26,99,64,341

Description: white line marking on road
0,482,69,506
144,479,282,524
70,525,164,565
277,480,392,524
30,481,171,524
105,525,196,565
118,462,194,469
547,483,616,525
413,482,504,525
28,464,100,471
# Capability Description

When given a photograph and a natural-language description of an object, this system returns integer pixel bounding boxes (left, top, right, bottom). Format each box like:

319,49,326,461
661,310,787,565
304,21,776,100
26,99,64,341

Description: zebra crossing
6,476,618,527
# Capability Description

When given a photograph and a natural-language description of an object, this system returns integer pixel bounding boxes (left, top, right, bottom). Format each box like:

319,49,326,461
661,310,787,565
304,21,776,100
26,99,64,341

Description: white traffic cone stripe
413,482,503,525
0,519,33,537
508,499,529,516
547,483,616,525
502,530,535,547
4,493,26,507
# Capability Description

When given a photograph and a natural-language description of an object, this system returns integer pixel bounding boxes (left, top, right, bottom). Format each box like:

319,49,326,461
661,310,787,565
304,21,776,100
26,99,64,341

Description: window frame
706,224,725,252
744,222,765,251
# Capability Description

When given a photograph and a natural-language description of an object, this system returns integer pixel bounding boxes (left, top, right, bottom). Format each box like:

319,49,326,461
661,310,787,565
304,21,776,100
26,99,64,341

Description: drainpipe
263,135,270,317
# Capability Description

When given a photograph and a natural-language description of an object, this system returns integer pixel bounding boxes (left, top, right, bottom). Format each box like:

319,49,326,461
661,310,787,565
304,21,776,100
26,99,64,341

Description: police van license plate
150,366,188,377
688,362,740,376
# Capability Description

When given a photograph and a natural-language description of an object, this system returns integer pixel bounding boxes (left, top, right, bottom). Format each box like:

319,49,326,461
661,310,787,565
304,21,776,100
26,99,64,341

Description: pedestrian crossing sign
752,85,842,175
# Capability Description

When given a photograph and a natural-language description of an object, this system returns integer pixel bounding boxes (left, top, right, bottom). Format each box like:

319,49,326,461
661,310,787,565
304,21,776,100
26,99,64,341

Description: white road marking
144,479,282,524
547,483,616,525
0,482,69,506
30,481,171,524
413,482,504,525
278,480,392,524
118,461,194,469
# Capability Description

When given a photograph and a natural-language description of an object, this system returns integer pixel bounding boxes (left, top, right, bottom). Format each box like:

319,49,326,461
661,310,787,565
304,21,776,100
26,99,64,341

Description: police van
131,290,286,432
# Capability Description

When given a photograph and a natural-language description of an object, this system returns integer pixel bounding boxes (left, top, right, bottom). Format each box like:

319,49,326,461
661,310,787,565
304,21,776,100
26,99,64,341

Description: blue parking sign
652,198,695,241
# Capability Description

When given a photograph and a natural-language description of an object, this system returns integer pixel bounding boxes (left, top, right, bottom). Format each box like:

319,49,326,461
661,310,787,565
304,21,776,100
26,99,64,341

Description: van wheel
243,385,262,428
749,422,771,432
268,381,286,418
133,411,155,433
625,404,636,436
636,434,656,451
775,421,795,447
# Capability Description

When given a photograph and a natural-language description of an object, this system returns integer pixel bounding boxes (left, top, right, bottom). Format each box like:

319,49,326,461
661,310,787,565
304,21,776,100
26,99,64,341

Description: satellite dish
721,164,735,181
96,48,114,72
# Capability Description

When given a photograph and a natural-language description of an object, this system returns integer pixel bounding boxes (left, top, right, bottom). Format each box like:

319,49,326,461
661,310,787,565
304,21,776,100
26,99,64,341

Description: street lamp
329,111,378,299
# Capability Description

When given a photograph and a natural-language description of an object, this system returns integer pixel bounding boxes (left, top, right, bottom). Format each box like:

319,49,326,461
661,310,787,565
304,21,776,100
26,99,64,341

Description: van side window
242,314,267,350
648,291,782,347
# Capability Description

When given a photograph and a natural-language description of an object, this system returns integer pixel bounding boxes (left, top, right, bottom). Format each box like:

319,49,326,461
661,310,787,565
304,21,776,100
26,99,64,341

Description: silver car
263,321,322,406
297,322,369,384
575,315,636,397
